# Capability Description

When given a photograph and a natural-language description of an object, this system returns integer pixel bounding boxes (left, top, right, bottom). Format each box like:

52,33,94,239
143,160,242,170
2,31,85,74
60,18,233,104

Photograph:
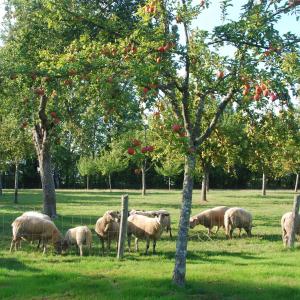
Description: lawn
0,189,299,300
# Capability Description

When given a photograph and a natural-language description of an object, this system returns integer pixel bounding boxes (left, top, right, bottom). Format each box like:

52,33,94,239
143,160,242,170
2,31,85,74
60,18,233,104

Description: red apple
127,148,135,155
253,94,260,101
50,111,57,118
143,87,149,94
172,124,181,132
263,89,269,97
132,139,141,147
157,46,165,53
147,145,154,152
141,146,148,153
34,87,45,96
261,83,267,90
269,92,277,102
216,70,224,79
255,85,262,95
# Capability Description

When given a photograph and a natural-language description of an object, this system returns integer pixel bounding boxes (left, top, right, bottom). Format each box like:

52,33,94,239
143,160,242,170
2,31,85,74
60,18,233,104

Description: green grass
0,189,300,300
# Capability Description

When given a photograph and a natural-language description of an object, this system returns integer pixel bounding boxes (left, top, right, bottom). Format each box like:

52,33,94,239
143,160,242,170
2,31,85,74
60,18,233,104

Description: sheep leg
107,238,111,254
135,238,139,252
245,227,252,237
153,239,157,254
10,239,16,252
238,228,242,238
145,238,150,255
79,244,83,257
43,244,47,255
229,228,234,239
215,226,220,234
127,235,131,253
207,227,212,236
101,238,105,255
169,227,173,239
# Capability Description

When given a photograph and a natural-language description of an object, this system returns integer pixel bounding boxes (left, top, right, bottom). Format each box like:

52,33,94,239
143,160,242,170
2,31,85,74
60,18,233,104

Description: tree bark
173,154,196,287
108,173,112,192
141,163,146,196
262,173,266,196
294,173,299,193
201,171,207,202
32,95,56,218
0,172,3,197
86,175,89,190
14,163,19,204
206,170,209,192
287,195,300,248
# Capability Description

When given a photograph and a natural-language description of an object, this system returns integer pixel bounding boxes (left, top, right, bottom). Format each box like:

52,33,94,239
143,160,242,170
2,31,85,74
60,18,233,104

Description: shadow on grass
0,267,299,300
0,257,40,272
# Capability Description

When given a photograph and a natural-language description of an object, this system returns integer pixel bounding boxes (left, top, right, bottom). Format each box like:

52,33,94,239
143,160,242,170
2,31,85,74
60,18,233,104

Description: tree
97,144,129,192
77,157,97,190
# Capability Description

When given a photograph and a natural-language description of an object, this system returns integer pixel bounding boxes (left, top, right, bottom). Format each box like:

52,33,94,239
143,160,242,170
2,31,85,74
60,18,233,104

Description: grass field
0,189,299,300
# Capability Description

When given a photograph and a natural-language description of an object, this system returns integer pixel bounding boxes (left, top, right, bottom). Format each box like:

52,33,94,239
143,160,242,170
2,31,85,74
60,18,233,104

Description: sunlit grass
0,189,299,299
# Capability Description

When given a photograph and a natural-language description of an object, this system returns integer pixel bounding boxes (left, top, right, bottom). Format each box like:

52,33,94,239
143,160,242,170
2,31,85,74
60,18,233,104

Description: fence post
117,194,128,259
287,194,300,248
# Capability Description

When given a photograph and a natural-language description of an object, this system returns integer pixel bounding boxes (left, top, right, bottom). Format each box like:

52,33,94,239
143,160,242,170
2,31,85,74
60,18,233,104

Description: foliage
77,156,96,177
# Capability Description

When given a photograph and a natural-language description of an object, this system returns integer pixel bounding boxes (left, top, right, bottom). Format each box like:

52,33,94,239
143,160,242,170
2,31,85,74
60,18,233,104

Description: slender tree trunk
206,170,209,192
0,172,3,197
168,177,171,191
86,175,89,190
294,173,299,193
201,171,207,202
54,169,60,189
262,173,266,196
287,195,300,248
108,173,112,192
14,163,19,204
32,95,57,218
141,163,146,196
173,154,196,287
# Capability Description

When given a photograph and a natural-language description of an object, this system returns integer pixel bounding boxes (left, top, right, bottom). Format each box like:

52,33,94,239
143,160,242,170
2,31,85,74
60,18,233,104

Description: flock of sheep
8,205,300,256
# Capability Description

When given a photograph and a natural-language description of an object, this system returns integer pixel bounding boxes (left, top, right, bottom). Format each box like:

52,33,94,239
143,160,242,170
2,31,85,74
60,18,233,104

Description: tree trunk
141,164,146,196
201,172,207,202
14,163,19,204
173,154,196,287
294,173,299,193
168,177,171,191
0,172,3,197
262,173,266,196
108,173,112,192
86,175,89,190
206,170,209,192
287,195,300,248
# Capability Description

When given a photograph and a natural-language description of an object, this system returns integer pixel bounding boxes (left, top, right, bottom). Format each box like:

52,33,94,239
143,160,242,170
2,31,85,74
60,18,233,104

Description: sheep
95,210,120,254
281,212,300,247
129,209,173,238
127,213,168,254
21,211,51,248
22,211,51,221
224,207,252,239
64,226,92,256
10,216,65,254
189,206,229,235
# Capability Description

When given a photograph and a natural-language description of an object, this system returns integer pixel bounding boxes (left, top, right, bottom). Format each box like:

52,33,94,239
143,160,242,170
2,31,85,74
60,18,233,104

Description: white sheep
22,211,51,221
189,206,229,235
10,216,65,254
129,209,172,238
127,213,167,254
224,207,252,239
95,210,120,254
64,226,92,256
281,211,300,247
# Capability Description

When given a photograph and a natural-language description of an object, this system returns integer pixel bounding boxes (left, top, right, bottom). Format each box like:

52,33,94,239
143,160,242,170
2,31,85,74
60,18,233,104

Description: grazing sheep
127,213,167,254
129,209,173,238
281,212,300,247
10,216,65,254
224,207,252,239
21,211,51,248
189,206,229,235
64,226,92,256
22,211,51,221
95,210,120,254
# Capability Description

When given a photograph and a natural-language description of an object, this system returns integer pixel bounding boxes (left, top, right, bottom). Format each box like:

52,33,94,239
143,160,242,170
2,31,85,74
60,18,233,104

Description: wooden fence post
287,194,300,248
117,194,128,259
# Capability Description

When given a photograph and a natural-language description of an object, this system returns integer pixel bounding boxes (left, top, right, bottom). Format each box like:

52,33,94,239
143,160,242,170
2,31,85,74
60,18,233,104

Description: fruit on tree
132,139,141,147
172,124,181,132
50,111,57,118
216,70,224,79
128,148,135,155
